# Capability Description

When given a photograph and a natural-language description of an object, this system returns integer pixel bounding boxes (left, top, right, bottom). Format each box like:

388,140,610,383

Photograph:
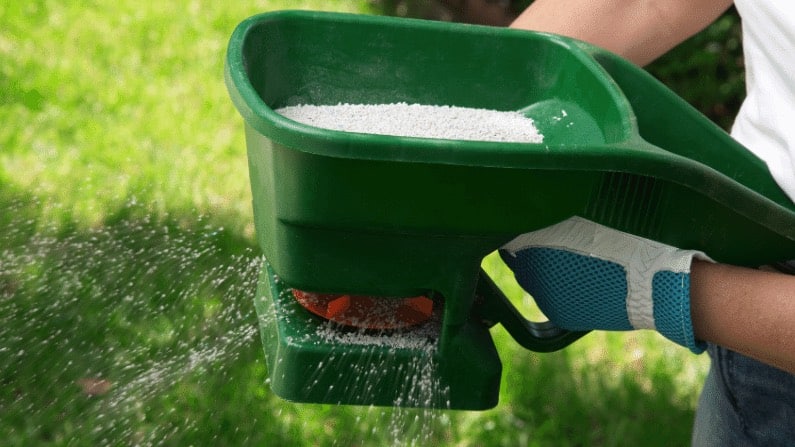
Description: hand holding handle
498,217,712,354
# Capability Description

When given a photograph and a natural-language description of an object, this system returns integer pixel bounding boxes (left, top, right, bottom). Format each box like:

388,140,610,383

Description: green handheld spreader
225,10,795,410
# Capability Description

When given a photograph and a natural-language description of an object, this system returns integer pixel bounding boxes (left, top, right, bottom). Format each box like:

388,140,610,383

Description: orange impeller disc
291,289,434,330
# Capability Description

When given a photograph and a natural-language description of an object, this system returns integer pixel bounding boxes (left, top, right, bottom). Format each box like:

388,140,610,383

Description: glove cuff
651,270,707,354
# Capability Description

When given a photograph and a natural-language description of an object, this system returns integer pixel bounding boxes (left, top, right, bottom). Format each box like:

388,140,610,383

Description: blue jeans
691,344,795,446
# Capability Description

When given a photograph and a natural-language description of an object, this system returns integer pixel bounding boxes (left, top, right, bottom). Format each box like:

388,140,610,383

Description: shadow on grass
472,340,700,447
0,185,310,446
1,181,703,446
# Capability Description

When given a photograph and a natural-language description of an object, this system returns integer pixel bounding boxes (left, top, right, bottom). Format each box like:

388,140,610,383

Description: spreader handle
475,269,588,352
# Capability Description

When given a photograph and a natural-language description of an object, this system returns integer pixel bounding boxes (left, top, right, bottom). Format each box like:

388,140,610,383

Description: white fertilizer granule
275,102,544,143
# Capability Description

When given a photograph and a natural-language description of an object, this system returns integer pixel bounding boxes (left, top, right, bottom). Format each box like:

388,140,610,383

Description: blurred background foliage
370,0,745,130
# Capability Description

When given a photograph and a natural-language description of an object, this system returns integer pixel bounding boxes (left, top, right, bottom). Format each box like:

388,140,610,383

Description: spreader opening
291,289,435,330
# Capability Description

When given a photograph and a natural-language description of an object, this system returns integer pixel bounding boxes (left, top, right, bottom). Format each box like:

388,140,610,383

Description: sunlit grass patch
0,1,375,232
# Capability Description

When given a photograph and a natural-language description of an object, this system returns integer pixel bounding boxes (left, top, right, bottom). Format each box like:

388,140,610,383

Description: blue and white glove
500,216,713,353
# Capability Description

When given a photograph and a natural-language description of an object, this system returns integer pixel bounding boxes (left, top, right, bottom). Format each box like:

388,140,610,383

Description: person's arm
691,261,795,374
510,0,734,66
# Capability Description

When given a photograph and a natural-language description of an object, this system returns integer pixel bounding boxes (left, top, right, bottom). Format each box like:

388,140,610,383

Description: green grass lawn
1,1,709,445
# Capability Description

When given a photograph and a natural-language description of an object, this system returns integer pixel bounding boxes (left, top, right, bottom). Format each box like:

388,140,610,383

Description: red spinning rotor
291,289,434,330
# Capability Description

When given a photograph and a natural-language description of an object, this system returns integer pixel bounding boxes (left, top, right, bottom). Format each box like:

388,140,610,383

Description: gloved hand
500,216,713,353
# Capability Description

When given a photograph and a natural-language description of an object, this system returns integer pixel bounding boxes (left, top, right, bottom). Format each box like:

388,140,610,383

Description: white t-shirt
732,1,795,202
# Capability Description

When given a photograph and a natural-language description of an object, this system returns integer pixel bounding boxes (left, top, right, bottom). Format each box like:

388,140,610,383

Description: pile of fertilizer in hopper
275,102,543,143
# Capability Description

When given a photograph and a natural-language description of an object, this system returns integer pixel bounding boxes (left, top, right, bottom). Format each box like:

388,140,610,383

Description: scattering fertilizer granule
275,102,544,143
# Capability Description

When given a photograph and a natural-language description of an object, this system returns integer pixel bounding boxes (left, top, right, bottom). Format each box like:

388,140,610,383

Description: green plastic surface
254,261,501,409
226,10,795,410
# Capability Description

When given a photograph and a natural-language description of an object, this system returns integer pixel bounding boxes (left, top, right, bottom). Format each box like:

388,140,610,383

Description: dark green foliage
647,8,745,130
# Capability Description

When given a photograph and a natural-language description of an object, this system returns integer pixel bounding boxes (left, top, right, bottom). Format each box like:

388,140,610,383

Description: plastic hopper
225,10,795,410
